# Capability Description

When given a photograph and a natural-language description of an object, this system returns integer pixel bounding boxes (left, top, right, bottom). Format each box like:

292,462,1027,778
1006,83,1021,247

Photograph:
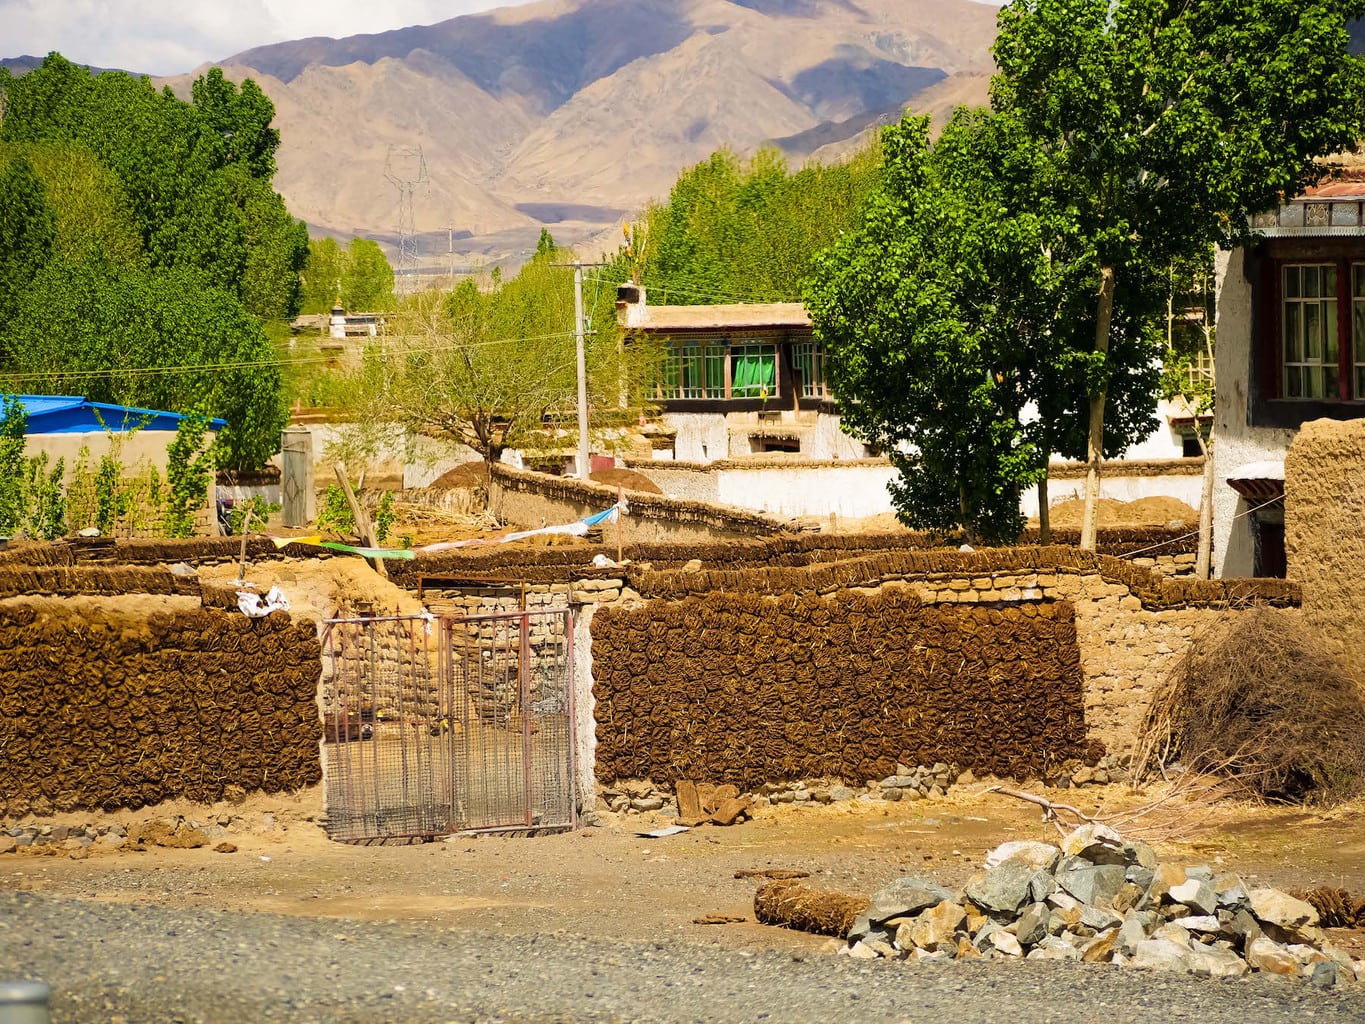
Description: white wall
1122,399,1197,460
1210,249,1295,577
660,412,731,463
809,412,870,460
715,464,896,519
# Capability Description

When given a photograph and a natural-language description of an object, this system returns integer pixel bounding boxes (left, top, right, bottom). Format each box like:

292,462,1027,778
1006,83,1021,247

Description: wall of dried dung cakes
1284,418,1365,675
590,589,1089,789
616,549,1298,758
0,603,322,818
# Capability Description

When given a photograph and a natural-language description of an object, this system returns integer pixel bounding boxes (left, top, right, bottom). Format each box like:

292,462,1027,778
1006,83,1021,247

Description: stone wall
1284,418,1365,674
620,548,1297,760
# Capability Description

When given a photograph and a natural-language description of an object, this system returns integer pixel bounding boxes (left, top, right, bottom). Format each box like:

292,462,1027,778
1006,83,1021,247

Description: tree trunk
1196,431,1216,580
959,480,975,546
1080,266,1116,551
1038,473,1051,545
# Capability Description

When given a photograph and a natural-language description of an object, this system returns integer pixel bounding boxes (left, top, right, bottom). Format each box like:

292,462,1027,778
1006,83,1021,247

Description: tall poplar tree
992,0,1365,548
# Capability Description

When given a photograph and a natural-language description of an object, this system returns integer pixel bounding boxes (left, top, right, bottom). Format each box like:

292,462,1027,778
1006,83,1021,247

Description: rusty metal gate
320,608,576,841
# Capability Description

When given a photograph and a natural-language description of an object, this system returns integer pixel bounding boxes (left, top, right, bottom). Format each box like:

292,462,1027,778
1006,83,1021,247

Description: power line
0,328,581,388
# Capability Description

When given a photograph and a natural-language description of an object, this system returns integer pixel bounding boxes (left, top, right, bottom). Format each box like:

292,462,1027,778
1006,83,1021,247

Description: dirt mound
589,468,663,495
1044,496,1197,529
428,462,490,489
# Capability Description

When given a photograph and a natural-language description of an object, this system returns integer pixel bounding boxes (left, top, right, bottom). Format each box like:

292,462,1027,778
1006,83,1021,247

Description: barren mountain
196,0,1000,265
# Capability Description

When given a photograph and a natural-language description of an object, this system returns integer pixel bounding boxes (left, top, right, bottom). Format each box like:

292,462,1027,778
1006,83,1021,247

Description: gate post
520,610,533,827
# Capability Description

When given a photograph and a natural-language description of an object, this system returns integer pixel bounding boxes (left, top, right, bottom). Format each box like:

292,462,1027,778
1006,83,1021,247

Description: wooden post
616,486,624,564
334,462,388,579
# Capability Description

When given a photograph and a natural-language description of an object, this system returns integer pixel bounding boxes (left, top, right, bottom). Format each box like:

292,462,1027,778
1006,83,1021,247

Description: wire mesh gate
320,608,576,842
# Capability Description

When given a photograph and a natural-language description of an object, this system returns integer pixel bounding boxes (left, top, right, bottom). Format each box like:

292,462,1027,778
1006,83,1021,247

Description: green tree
0,154,56,328
992,0,1365,548
0,141,142,267
639,143,881,304
164,413,217,538
0,54,304,315
0,396,28,536
336,246,649,470
807,114,1052,542
191,68,280,181
6,256,287,470
300,236,344,314
340,238,394,311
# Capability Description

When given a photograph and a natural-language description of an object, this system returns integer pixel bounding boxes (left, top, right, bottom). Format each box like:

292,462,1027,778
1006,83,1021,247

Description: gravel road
2,891,1363,1024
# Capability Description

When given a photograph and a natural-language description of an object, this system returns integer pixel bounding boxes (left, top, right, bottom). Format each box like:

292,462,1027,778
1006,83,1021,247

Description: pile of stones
601,755,1137,819
843,822,1363,988
1,812,262,857
875,763,965,802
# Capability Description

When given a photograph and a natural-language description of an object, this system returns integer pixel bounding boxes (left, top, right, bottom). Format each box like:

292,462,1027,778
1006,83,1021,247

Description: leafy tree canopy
0,153,55,329
636,143,882,304
299,237,344,314
340,238,395,312
991,0,1365,545
0,141,141,267
5,256,287,470
0,53,307,319
335,242,648,468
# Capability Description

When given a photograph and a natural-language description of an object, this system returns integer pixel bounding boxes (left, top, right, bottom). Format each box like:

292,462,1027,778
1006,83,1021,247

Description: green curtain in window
733,351,776,394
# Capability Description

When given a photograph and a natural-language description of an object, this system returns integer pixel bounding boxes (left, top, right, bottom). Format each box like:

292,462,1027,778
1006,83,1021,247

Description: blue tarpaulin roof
10,396,226,435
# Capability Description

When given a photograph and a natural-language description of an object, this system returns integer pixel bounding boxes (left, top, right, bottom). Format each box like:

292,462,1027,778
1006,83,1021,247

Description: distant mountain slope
187,0,1000,263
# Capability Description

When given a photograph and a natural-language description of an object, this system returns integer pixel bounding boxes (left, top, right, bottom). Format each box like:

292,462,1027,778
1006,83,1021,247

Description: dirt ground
4,785,1362,959
1041,495,1198,529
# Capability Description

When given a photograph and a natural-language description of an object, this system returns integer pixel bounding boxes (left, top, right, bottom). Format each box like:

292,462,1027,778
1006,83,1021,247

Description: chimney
615,283,647,329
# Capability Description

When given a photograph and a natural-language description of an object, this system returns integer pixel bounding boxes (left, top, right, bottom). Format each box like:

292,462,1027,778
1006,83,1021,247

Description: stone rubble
0,812,274,856
599,753,1137,820
840,822,1365,988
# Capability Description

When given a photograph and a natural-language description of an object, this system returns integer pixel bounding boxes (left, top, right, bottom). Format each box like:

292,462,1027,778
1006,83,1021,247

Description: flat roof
621,302,812,332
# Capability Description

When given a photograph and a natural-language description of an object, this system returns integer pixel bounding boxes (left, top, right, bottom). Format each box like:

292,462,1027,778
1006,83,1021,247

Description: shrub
1137,607,1365,804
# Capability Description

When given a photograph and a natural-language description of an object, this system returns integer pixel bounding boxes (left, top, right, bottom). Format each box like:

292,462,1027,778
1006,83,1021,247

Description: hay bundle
754,880,869,938
1137,608,1365,803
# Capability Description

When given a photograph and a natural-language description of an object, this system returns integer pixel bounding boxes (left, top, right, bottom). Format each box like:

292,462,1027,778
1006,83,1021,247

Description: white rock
984,841,1061,873
1185,943,1250,979
1178,915,1222,933
1247,888,1319,930
844,941,881,960
1169,878,1217,915
1061,823,1126,864
1131,938,1195,973
1246,936,1301,976
989,931,1024,957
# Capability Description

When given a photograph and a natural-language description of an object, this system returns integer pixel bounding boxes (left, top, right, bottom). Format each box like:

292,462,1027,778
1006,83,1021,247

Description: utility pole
554,260,607,479
573,262,589,479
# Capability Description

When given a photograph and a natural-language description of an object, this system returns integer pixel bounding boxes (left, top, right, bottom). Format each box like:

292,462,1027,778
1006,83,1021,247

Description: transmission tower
383,145,429,295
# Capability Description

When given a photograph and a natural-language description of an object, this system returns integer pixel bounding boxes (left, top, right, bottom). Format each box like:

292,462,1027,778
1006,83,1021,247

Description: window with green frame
730,343,778,398
660,341,725,399
657,339,780,399
791,341,828,398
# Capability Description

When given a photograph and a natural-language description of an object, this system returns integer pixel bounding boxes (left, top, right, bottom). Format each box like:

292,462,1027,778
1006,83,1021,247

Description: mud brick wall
590,589,1088,789
0,604,322,818
1285,418,1365,677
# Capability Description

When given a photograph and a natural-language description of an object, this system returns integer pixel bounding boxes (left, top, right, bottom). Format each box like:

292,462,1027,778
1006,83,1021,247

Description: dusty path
3,789,1364,1021
4,891,1365,1024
